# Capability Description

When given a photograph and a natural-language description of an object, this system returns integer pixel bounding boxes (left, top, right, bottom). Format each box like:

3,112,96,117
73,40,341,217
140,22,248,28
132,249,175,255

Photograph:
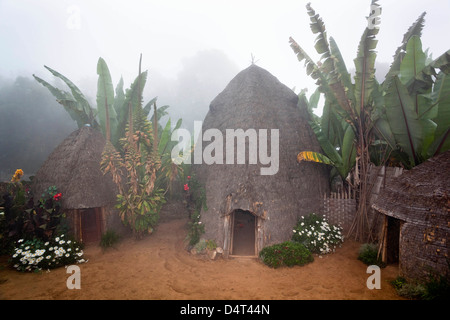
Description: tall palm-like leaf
32,75,93,128
97,57,117,142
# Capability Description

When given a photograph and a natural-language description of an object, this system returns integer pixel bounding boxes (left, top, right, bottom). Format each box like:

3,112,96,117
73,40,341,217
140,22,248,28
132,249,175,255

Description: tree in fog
0,76,77,180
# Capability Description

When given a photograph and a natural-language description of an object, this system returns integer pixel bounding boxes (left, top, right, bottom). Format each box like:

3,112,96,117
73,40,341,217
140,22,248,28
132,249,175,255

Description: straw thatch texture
372,150,449,281
32,126,117,209
195,65,330,254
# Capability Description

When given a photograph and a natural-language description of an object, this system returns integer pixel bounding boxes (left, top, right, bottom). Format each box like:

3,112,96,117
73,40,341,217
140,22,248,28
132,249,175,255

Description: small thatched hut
372,151,449,282
32,125,123,243
195,65,330,257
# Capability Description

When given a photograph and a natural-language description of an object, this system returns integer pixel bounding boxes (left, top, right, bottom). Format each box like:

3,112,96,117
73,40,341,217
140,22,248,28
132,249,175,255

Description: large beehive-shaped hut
195,65,329,257
372,151,449,282
32,125,122,243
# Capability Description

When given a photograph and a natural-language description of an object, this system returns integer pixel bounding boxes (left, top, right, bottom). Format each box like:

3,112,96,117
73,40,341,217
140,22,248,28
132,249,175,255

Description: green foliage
33,57,159,149
183,174,208,246
259,241,313,269
0,176,66,255
291,1,450,177
291,213,343,254
187,213,205,247
357,243,385,267
391,273,450,300
100,230,121,250
193,238,216,253
9,234,85,272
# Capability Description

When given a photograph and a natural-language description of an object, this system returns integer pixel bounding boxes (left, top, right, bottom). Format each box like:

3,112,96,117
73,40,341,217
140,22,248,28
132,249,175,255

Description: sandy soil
0,208,403,300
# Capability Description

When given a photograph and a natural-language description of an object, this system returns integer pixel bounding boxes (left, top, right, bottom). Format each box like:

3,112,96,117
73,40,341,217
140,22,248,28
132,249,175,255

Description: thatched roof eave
32,126,118,210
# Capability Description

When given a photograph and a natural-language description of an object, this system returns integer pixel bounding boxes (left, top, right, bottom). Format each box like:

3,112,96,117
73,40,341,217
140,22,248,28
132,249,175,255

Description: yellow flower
11,169,24,182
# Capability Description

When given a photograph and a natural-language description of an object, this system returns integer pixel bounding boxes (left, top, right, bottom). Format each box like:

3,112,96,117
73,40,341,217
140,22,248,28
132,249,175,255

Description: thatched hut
372,151,449,282
32,125,123,243
195,65,330,257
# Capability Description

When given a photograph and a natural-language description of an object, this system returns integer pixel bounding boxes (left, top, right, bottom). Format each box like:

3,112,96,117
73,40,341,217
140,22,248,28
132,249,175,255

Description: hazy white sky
1,0,449,97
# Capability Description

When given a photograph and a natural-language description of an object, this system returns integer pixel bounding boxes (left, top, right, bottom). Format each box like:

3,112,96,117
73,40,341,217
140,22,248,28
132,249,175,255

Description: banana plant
376,37,450,167
289,0,449,241
33,57,154,149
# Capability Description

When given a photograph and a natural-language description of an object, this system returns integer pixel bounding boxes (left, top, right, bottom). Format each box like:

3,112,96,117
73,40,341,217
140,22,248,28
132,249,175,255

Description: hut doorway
383,216,401,264
230,210,256,257
79,208,103,243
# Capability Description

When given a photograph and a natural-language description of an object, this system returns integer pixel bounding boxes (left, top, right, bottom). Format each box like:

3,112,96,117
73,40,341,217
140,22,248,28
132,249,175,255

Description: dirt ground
0,208,403,300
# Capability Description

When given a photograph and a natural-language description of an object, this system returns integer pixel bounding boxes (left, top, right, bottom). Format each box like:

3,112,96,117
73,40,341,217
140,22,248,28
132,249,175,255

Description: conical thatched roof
32,126,117,209
196,65,329,248
372,150,449,224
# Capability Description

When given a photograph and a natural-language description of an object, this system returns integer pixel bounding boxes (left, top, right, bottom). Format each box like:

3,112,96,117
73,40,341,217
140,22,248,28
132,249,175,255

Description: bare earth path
0,209,402,300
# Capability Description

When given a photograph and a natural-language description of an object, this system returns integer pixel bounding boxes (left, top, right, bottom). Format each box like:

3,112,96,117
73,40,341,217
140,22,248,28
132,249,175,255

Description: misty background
1,0,449,180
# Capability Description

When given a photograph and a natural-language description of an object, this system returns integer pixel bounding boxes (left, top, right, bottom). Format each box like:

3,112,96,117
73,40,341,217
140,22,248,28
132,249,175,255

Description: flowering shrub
292,213,343,254
183,174,208,246
1,170,66,254
10,234,86,272
187,214,205,246
11,169,24,182
259,241,313,268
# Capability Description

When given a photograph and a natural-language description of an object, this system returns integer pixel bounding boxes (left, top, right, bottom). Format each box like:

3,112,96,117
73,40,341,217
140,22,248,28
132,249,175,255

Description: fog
1,0,449,178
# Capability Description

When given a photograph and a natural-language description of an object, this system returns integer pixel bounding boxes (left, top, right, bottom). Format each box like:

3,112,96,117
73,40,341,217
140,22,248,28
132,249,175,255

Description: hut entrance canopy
195,65,330,256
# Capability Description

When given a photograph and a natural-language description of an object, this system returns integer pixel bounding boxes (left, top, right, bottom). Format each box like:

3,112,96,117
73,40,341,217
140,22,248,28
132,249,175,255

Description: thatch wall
195,65,330,255
31,126,125,241
372,151,449,282
32,126,117,209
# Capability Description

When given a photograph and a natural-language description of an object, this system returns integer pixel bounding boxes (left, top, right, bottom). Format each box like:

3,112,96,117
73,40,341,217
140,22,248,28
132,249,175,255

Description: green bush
259,241,314,269
358,243,385,267
292,213,343,254
100,230,121,250
391,275,450,300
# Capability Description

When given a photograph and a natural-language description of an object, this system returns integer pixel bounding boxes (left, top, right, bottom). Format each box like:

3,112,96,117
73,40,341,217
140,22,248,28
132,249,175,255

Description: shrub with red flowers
182,174,208,246
0,173,66,254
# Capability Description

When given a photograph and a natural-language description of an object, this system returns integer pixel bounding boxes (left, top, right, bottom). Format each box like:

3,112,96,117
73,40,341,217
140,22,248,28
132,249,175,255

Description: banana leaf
428,71,450,155
353,18,379,116
383,12,426,90
297,151,334,166
384,76,436,166
33,74,92,128
43,65,97,127
96,57,117,141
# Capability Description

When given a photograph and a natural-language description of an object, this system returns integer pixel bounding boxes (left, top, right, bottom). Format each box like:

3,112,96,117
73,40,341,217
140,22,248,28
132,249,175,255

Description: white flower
25,246,30,250
55,237,60,242
300,222,304,226
59,240,65,245
46,255,51,259
67,240,71,244
18,239,24,243
44,242,49,246
13,253,18,258
65,254,70,257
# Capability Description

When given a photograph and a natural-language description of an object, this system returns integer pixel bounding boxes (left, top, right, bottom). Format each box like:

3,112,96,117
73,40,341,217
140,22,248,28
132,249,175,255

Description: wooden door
80,208,102,243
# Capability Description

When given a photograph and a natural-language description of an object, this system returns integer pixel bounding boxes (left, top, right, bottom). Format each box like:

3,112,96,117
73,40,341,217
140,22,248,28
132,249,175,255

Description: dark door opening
231,210,256,256
386,216,401,264
80,208,102,243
